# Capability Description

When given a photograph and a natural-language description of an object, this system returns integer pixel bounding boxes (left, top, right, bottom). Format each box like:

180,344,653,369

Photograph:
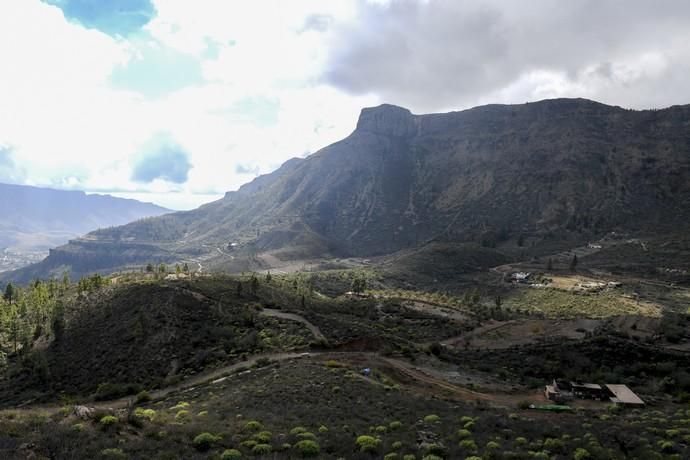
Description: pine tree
3,283,14,304
547,258,553,271
569,254,578,272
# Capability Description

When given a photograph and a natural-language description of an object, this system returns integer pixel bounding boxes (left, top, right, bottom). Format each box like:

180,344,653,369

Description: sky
1,0,690,210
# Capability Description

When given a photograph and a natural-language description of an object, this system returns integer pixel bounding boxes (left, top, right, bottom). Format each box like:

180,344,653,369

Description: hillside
0,183,170,272
6,98,690,282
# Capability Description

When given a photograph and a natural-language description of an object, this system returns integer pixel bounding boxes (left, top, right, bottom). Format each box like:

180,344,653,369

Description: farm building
606,384,645,406
545,379,644,406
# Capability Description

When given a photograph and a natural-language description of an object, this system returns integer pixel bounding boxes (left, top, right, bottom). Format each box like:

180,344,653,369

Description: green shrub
422,443,447,457
296,432,316,440
403,456,416,460
240,440,257,449
515,437,528,445
463,420,475,430
423,414,441,423
421,456,443,460
457,429,471,439
197,410,208,417
95,382,142,401
459,416,474,424
170,401,190,411
375,425,388,433
384,453,399,460
389,420,403,430
244,420,263,431
325,360,344,368
135,390,152,404
318,425,328,433
356,435,381,453
459,439,478,451
193,432,221,451
99,415,118,428
486,440,500,449
544,437,564,452
294,439,320,457
133,408,156,421
465,457,482,460
251,443,271,455
392,441,403,449
175,410,190,422
100,448,127,459
290,426,307,435
252,431,272,443
221,449,242,460
71,423,84,432
573,448,591,460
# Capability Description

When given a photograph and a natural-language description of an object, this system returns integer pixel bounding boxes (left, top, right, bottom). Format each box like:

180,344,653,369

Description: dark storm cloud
131,134,192,184
43,0,156,36
323,0,690,111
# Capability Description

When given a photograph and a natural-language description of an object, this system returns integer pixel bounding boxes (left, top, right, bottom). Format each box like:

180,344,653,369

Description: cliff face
5,98,690,281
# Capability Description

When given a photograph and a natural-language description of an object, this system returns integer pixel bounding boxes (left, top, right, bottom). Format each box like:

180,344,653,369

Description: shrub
356,435,381,453
133,408,156,421
392,441,403,449
296,432,316,440
135,390,152,404
515,437,528,445
170,402,190,411
193,432,221,451
221,449,242,459
99,415,118,428
384,454,399,460
457,429,471,439
325,360,344,368
318,425,328,433
295,439,320,457
389,420,403,430
486,441,500,449
463,421,475,430
290,426,307,435
71,423,84,432
252,431,272,443
403,456,416,460
423,414,441,423
421,456,443,460
573,448,591,460
459,416,474,424
100,448,127,459
95,382,142,401
375,425,388,433
197,410,208,417
252,444,272,455
175,410,190,422
544,438,564,452
244,420,263,431
421,443,447,457
459,439,478,451
465,457,482,460
240,440,257,449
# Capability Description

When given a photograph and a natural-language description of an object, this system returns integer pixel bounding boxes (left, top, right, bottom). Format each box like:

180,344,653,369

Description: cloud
42,0,156,36
0,145,25,184
109,37,205,98
235,163,260,175
131,133,192,184
322,0,690,112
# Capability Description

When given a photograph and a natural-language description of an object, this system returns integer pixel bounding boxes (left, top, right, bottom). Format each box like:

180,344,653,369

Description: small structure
511,272,532,284
606,384,645,406
545,379,645,406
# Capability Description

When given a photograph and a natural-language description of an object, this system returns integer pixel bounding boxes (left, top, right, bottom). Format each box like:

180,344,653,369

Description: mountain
5,98,690,282
0,183,170,271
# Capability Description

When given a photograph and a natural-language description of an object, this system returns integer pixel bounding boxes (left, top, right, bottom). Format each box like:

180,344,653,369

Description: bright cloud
1,0,689,210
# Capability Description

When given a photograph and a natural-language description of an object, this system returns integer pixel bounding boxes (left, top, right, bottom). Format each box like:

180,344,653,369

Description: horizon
2,1,690,209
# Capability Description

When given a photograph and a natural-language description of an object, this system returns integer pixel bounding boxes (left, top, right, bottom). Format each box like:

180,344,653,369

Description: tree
158,263,167,274
494,295,502,309
182,263,189,273
175,264,181,274
351,276,367,295
517,234,524,247
547,258,553,271
250,274,259,295
145,263,154,273
569,254,578,272
236,281,243,298
3,283,14,304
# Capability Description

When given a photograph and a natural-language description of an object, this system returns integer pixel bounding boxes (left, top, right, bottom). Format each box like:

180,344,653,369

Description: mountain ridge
4,97,690,282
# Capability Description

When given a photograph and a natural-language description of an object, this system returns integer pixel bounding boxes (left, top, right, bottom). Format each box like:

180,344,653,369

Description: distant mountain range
0,183,169,254
4,98,690,282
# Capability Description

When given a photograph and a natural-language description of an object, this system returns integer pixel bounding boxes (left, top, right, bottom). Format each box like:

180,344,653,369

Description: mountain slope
6,98,690,281
0,183,170,251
